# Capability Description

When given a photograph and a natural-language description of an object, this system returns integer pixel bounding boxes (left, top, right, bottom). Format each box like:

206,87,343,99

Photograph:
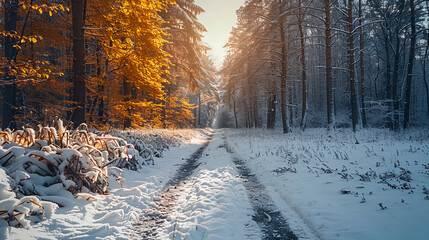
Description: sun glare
195,0,246,67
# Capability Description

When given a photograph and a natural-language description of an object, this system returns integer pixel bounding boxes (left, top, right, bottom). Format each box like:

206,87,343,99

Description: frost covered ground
224,128,429,240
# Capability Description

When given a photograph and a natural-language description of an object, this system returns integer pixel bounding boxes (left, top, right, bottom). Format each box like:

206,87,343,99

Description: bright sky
195,0,246,67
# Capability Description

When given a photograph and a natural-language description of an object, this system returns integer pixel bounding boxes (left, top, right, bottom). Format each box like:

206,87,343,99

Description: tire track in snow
131,133,213,239
223,134,298,240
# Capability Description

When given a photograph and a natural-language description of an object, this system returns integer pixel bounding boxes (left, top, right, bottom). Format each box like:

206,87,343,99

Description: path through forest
133,130,306,239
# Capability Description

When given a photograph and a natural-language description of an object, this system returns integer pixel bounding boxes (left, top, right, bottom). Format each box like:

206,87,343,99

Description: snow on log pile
0,119,173,229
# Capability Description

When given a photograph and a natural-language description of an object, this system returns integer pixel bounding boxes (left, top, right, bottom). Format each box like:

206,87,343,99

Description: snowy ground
2,128,429,240
154,132,261,240
2,130,210,240
224,128,429,240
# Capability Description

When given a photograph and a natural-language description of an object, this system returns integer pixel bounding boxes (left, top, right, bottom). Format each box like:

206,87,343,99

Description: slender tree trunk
267,93,276,129
324,0,335,130
424,60,429,118
347,0,359,132
267,96,272,129
383,33,393,129
424,2,429,118
298,0,307,130
278,1,290,133
123,77,132,129
358,0,367,128
197,89,201,127
280,27,290,133
403,0,416,129
162,96,166,128
72,0,86,125
2,0,18,129
288,77,293,126
253,92,258,127
392,31,401,131
233,93,238,128
99,42,111,124
272,93,276,128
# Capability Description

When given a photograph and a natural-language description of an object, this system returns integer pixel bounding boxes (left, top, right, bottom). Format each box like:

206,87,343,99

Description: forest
0,0,216,130
221,0,429,133
2,0,429,133
1,1,429,238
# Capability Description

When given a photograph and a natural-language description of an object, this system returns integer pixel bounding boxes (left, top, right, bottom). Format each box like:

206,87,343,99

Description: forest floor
3,128,429,240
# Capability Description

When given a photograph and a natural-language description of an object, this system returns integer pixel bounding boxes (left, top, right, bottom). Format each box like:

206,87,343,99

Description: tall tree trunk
267,93,276,129
403,0,416,129
197,89,201,127
2,0,18,130
424,1,429,118
267,96,272,129
358,0,367,128
123,77,132,129
392,30,401,131
233,93,238,128
252,91,258,127
324,0,335,130
383,33,393,129
99,44,109,124
279,1,290,133
424,59,429,118
347,0,359,132
72,0,86,126
280,27,290,133
298,0,307,130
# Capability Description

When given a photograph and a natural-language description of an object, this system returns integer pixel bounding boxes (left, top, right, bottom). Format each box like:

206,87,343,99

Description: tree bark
252,91,258,128
197,89,201,127
383,33,393,129
403,0,416,129
324,0,335,130
347,0,359,132
424,1,429,118
267,93,276,129
392,28,401,131
233,92,238,128
123,77,132,129
72,0,86,126
279,3,290,134
358,0,367,128
2,0,18,130
298,0,307,130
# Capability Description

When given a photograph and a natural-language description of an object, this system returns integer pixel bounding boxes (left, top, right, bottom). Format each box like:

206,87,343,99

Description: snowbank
1,126,208,239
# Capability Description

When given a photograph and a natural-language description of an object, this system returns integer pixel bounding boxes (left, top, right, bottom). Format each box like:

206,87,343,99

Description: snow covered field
224,128,429,240
2,127,429,240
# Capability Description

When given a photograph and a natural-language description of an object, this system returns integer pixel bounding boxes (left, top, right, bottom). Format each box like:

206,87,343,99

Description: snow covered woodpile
0,119,169,229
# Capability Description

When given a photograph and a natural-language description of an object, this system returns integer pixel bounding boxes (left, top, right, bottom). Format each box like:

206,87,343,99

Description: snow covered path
224,135,298,239
135,131,266,239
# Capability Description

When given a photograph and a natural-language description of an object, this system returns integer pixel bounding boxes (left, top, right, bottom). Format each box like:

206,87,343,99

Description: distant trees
1,0,213,129
222,0,429,132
